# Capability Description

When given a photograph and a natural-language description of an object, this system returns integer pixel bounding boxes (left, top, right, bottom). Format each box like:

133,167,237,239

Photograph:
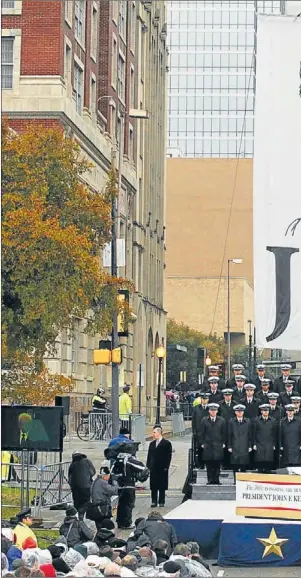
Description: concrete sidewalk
63,434,191,491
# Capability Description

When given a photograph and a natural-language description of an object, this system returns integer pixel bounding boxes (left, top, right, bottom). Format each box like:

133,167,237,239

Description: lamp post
156,345,166,425
227,258,243,379
110,104,150,437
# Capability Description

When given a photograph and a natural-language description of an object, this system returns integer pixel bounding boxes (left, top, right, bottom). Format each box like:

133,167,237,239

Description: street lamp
227,258,243,379
110,106,149,437
205,356,212,366
156,345,166,424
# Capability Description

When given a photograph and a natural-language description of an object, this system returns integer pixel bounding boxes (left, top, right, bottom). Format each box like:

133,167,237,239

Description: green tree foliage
166,318,226,389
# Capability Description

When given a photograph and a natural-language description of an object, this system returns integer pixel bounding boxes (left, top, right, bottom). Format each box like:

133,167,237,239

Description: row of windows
169,74,254,90
168,135,254,156
169,0,282,10
169,51,254,68
169,30,255,48
169,116,254,133
169,94,254,112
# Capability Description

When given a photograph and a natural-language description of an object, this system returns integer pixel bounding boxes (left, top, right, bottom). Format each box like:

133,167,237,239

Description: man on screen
18,412,49,447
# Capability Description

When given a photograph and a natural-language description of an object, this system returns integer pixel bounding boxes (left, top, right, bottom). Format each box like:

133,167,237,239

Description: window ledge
2,8,22,15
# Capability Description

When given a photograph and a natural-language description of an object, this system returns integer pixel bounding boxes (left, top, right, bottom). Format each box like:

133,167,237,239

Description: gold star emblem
257,527,288,559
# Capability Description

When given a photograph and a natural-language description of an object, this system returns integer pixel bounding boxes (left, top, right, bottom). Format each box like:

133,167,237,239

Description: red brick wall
7,118,63,132
2,1,63,76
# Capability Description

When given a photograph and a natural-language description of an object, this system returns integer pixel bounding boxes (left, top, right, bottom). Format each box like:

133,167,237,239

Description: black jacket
280,418,301,466
112,453,148,488
199,416,226,461
202,377,226,391
227,418,252,466
232,387,246,404
274,376,297,394
279,390,299,407
59,515,94,548
147,438,172,491
192,405,209,443
219,401,235,422
207,389,223,404
269,405,284,424
244,398,260,420
68,453,95,489
135,515,177,556
255,391,272,405
254,376,274,392
253,417,277,463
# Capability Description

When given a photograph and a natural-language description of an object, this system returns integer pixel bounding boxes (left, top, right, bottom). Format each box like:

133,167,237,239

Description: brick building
2,0,168,418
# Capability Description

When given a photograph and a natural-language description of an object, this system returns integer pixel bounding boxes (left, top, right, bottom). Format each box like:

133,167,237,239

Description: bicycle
76,411,114,441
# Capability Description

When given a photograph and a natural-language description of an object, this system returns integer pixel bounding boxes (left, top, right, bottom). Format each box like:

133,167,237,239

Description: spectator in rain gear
59,506,94,548
13,509,38,550
89,464,118,528
134,512,177,556
68,452,96,519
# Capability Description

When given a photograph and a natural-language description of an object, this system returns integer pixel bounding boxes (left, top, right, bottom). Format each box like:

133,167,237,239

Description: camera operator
106,441,149,530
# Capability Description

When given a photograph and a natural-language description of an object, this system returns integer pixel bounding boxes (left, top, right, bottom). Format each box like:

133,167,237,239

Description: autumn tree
2,121,127,364
166,318,226,389
2,354,75,406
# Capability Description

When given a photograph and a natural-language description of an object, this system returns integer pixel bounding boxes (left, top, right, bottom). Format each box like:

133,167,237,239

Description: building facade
165,157,254,345
167,0,285,158
2,0,168,416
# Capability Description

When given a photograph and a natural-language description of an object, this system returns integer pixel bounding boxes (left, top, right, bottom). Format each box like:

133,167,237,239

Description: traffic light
93,349,111,365
93,345,123,365
117,290,129,337
197,347,206,369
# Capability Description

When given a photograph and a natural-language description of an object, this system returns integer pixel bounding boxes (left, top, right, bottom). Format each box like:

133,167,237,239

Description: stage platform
164,499,301,566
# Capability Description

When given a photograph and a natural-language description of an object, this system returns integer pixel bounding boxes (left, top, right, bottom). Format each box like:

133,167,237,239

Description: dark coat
269,406,284,424
199,416,226,462
227,418,252,466
207,389,223,403
281,418,301,466
253,417,277,463
279,390,299,407
232,387,246,404
59,516,94,548
244,398,260,420
134,514,177,556
254,376,274,392
147,438,172,491
274,376,297,394
192,405,209,444
202,378,226,391
297,378,301,395
255,391,272,405
68,454,95,490
219,400,235,422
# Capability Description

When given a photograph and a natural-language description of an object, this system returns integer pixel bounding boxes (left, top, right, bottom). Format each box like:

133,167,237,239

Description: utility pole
111,110,124,438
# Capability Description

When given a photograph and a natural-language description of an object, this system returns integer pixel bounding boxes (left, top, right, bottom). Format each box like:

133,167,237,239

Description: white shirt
156,437,162,447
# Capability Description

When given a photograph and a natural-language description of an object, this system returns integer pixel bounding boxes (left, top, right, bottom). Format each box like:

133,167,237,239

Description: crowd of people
192,363,301,484
1,508,212,577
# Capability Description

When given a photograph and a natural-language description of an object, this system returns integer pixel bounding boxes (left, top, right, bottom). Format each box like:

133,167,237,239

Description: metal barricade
171,412,186,436
38,461,72,511
1,461,40,519
130,414,146,449
88,412,113,441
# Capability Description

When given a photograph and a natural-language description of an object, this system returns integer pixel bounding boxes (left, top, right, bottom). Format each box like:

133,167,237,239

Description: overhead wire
209,49,256,336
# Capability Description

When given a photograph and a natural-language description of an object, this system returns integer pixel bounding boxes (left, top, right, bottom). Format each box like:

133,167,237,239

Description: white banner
253,16,301,349
236,474,301,519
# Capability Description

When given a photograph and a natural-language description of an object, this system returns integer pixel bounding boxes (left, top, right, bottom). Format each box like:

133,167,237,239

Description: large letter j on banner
266,246,299,342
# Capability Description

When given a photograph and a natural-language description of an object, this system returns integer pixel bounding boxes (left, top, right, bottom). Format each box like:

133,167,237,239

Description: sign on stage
236,473,301,520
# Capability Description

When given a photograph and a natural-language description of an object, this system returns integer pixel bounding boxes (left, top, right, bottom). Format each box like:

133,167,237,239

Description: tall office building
167,0,285,157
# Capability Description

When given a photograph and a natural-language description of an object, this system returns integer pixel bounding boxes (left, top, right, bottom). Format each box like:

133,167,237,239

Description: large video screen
1,406,63,452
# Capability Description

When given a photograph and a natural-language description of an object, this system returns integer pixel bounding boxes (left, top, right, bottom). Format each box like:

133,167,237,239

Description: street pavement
44,435,299,577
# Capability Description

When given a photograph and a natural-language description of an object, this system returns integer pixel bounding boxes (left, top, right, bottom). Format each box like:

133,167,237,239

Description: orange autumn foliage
2,120,129,362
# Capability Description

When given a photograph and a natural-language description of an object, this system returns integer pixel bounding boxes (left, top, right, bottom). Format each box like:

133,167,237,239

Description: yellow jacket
193,397,202,407
13,523,38,549
119,392,132,417
1,451,11,481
